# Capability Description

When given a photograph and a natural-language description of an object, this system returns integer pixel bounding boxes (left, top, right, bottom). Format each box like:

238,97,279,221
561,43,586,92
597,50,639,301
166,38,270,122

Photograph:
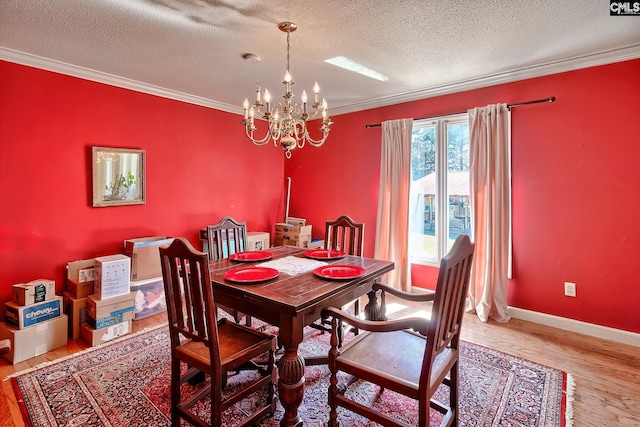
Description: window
409,114,470,265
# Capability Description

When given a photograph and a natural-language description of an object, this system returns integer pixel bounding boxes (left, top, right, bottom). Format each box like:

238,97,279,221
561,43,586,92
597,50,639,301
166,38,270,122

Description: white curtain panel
375,118,413,291
467,104,512,323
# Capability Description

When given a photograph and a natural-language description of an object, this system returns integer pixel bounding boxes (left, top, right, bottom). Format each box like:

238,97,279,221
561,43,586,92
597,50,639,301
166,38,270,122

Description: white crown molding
508,306,640,347
2,44,639,117
0,47,240,115
331,43,640,116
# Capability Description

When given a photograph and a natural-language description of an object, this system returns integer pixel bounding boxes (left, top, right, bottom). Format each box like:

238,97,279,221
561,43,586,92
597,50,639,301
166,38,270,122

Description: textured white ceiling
1,0,639,116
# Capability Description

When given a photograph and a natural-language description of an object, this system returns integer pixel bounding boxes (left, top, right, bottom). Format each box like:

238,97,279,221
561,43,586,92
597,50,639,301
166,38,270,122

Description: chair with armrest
206,216,251,326
306,215,364,365
159,237,277,427
321,234,474,427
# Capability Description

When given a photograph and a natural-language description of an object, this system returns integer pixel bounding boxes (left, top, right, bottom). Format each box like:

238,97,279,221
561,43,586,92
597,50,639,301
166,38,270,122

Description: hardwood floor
0,298,638,426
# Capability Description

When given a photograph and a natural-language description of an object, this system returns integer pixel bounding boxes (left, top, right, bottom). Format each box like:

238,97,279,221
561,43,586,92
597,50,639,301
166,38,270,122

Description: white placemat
256,255,327,276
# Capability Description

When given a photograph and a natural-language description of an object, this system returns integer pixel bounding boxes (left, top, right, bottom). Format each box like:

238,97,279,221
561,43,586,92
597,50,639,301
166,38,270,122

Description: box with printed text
86,292,136,320
4,296,63,329
81,320,132,346
87,310,135,329
66,259,96,299
94,254,131,300
12,279,56,306
247,231,270,251
67,259,96,284
274,223,312,248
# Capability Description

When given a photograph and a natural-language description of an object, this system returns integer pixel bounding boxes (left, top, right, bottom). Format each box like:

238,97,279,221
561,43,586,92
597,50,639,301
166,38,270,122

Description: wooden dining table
208,245,394,427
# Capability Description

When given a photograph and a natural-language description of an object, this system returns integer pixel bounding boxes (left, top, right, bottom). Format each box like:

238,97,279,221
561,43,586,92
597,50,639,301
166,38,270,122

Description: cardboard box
0,315,68,364
63,292,87,339
80,320,131,346
123,236,174,281
66,259,96,299
87,310,134,329
131,277,166,320
67,279,94,299
86,292,136,320
67,259,96,284
94,254,131,300
12,279,56,306
286,216,307,226
4,296,63,329
200,229,263,254
247,231,270,251
274,223,312,248
309,239,325,249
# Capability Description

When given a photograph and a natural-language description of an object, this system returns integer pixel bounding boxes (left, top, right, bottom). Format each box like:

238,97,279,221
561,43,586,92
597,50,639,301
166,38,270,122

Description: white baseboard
508,307,640,347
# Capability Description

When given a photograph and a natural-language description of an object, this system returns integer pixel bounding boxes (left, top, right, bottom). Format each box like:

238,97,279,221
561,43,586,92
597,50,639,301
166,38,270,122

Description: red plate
224,267,279,283
313,264,366,280
304,249,346,260
229,251,273,262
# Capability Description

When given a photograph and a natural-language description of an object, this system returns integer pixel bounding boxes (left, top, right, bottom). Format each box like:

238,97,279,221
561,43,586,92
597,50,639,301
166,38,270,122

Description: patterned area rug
10,324,572,426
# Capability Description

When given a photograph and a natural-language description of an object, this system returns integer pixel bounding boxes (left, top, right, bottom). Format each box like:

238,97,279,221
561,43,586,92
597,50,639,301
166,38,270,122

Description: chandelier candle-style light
242,22,332,158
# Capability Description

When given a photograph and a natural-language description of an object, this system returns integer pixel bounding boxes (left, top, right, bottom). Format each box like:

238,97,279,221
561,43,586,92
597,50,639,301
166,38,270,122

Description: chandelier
242,22,332,159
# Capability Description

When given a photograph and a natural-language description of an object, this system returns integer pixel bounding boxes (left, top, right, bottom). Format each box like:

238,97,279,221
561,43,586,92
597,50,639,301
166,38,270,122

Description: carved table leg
277,346,305,427
364,289,385,321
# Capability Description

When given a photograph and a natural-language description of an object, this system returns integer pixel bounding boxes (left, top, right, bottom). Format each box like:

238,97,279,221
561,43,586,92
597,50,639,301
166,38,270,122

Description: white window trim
410,113,469,267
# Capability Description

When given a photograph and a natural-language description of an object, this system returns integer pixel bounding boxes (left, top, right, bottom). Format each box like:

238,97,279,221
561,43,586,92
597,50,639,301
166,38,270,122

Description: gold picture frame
92,146,146,207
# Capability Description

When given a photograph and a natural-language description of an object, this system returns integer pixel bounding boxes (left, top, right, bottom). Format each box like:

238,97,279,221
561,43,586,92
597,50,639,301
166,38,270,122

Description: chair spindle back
160,238,219,356
325,215,364,255
423,234,474,376
206,216,248,260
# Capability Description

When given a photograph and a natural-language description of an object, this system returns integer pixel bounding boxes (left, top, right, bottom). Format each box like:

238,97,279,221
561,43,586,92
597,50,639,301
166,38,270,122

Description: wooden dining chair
324,214,364,256
325,214,365,340
206,216,251,325
321,234,474,427
306,215,365,365
159,237,277,427
206,216,247,259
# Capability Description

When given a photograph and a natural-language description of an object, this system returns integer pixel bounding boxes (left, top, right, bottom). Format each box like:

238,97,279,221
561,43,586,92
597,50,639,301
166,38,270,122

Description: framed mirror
92,147,146,207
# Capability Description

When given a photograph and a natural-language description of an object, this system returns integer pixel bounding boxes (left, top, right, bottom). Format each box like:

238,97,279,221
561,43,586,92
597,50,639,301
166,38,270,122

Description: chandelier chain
286,30,291,74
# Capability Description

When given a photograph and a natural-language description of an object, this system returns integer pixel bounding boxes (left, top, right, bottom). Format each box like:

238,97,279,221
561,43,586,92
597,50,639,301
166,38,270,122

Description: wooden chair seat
176,319,273,370
321,234,475,427
335,328,456,398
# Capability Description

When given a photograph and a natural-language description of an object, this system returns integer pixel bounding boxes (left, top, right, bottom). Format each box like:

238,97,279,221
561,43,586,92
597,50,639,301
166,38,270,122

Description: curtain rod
364,96,556,128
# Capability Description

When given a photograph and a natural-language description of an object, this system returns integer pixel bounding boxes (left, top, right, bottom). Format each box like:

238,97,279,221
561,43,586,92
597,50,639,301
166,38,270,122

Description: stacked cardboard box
247,231,270,251
0,279,67,364
11,279,56,306
82,291,135,345
0,316,68,364
63,292,87,340
123,236,173,281
94,254,131,300
123,236,171,321
4,295,63,329
81,255,135,346
274,223,312,248
64,259,95,339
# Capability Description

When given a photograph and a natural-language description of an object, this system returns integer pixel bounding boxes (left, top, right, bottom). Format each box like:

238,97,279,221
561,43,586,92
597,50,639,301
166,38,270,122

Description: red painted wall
286,59,640,334
0,61,285,305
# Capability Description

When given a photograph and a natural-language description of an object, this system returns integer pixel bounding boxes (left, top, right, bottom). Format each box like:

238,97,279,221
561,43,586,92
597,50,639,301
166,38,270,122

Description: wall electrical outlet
564,282,577,297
